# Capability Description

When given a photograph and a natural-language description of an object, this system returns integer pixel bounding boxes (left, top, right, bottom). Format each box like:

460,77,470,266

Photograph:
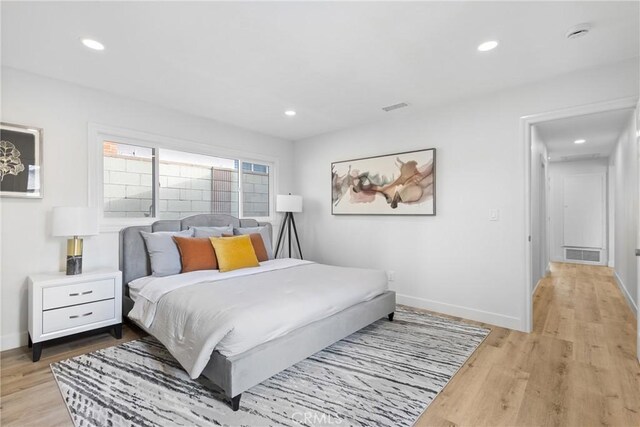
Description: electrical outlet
387,270,396,282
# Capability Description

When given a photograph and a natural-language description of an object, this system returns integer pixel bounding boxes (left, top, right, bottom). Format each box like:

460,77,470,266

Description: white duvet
128,259,388,379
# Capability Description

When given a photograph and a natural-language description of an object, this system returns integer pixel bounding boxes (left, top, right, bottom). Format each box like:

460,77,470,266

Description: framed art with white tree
0,123,43,198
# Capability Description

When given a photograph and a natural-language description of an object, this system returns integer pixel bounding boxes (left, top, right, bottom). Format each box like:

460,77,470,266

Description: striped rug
51,307,489,427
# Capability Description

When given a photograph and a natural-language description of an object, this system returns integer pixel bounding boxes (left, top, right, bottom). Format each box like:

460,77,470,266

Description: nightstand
28,269,123,362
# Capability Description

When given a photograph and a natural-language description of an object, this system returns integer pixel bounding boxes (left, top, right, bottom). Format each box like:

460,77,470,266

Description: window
99,134,273,223
103,141,155,218
158,149,239,220
241,162,270,217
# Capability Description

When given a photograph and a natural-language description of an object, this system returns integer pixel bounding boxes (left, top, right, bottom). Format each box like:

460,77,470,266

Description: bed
119,214,396,411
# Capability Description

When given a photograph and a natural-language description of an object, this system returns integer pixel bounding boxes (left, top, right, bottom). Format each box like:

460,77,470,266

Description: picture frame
0,122,43,198
331,148,436,215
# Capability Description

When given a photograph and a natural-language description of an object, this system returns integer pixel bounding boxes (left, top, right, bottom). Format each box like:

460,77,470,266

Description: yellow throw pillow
209,235,260,272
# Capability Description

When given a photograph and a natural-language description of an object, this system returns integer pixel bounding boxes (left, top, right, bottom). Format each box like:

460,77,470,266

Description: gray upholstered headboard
119,214,272,290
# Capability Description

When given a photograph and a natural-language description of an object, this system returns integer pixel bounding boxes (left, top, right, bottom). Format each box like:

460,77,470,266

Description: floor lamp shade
276,195,303,213
52,207,99,275
275,195,303,259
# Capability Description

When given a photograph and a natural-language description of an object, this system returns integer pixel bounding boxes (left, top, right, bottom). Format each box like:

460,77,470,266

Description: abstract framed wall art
0,123,43,198
331,148,435,215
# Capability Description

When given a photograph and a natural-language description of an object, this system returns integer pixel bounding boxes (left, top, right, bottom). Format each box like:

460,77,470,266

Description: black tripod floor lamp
274,194,303,259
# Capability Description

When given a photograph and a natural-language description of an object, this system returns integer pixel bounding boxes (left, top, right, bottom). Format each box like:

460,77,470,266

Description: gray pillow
190,225,233,238
234,226,274,259
140,229,193,277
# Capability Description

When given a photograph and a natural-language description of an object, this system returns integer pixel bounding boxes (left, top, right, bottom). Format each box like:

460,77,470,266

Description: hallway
419,262,640,426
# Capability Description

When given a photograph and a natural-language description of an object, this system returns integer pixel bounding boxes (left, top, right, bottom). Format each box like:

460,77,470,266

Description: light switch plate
490,209,500,221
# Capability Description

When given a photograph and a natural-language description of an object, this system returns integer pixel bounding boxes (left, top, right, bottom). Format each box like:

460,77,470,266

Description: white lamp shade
52,207,99,237
276,195,303,213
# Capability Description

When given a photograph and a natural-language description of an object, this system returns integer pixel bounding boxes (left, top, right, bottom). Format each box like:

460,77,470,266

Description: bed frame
119,214,396,411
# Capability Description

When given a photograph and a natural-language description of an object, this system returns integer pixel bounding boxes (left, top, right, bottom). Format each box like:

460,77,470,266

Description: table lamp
52,207,99,275
274,194,303,259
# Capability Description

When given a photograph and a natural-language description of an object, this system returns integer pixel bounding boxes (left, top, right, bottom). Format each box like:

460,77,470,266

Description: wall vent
382,102,409,112
559,153,601,162
565,248,601,263
566,23,592,40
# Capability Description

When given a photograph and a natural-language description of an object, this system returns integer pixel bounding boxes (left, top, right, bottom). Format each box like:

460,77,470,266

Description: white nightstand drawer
43,278,115,310
42,299,115,334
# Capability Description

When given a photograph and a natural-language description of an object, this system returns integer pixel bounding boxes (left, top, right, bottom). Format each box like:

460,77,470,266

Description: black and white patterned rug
51,307,489,427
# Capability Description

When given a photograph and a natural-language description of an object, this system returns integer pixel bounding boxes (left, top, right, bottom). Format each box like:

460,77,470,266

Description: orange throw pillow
222,233,269,262
173,236,218,273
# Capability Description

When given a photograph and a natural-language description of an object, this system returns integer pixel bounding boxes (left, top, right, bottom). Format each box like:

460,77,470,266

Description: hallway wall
610,111,639,315
531,126,549,292
548,159,609,264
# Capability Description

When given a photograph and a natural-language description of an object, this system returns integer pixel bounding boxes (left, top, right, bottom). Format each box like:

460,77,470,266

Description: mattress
127,259,388,378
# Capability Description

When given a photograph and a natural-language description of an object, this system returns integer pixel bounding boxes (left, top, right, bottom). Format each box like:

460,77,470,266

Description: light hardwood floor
418,262,640,427
1,262,638,426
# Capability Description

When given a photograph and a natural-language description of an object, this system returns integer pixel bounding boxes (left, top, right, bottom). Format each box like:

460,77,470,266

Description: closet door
563,173,605,248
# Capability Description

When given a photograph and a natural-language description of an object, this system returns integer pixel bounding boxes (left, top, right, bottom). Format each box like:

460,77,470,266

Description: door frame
521,96,637,333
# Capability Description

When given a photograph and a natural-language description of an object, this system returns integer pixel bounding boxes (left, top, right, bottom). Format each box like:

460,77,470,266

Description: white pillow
140,229,193,277
189,225,233,238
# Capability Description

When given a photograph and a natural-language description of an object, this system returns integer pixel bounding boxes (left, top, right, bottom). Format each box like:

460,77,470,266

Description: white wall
610,112,639,315
293,59,639,331
609,161,616,267
0,67,294,350
548,159,609,263
530,126,549,293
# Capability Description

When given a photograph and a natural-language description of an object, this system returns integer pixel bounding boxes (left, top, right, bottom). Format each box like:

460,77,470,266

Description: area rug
51,307,489,427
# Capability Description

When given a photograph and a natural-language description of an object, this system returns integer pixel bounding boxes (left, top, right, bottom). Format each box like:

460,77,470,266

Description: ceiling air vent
566,23,591,40
382,102,409,112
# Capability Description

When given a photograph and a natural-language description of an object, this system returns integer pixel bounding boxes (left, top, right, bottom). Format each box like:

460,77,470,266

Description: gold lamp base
66,236,83,275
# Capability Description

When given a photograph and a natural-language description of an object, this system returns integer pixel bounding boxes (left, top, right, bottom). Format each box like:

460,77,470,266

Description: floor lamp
274,194,303,259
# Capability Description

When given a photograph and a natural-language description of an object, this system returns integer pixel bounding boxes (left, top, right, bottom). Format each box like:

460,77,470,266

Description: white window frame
88,123,278,233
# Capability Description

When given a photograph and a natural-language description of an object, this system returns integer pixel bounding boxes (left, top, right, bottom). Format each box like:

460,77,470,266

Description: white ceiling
2,2,638,141
535,109,633,161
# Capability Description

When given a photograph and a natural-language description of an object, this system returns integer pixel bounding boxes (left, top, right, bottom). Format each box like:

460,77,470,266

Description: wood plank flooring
1,326,144,426
417,262,640,427
1,262,638,426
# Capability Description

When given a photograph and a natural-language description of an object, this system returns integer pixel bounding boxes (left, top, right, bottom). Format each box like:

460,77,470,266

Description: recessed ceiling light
574,139,586,144
81,38,105,51
284,110,296,117
477,40,498,52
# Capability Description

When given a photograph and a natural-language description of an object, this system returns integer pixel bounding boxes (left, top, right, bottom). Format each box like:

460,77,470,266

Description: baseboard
532,263,552,297
1,331,27,352
532,278,543,298
614,271,638,318
396,293,522,331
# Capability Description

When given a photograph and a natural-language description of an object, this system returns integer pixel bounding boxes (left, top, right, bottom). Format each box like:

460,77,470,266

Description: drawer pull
69,312,93,319
69,290,93,297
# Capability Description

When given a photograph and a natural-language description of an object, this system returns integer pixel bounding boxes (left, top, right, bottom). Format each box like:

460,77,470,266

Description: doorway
522,97,637,333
